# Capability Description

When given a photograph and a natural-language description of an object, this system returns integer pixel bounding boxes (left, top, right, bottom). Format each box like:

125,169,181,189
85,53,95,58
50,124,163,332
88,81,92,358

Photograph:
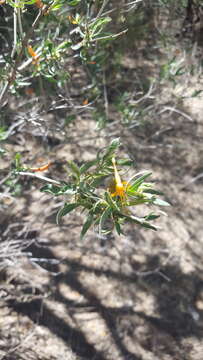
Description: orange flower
67,15,78,24
30,161,52,172
35,0,43,9
27,45,40,65
25,87,34,96
83,99,88,105
27,45,38,58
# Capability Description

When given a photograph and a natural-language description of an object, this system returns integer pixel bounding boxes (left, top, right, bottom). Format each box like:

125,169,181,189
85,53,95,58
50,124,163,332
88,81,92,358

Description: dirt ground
1,90,203,360
1,7,203,360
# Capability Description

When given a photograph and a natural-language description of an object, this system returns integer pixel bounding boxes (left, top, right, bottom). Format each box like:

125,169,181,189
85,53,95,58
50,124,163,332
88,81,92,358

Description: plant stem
0,4,52,107
17,171,61,185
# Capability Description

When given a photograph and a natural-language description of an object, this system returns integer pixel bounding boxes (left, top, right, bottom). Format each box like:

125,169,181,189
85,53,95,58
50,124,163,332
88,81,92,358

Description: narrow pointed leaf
125,214,158,231
152,198,170,206
129,172,152,192
56,203,79,224
144,213,160,221
104,191,120,212
80,213,94,239
143,189,164,195
99,206,112,234
117,158,134,167
67,0,81,6
80,159,97,174
102,138,120,162
67,160,80,178
40,184,75,196
115,221,123,235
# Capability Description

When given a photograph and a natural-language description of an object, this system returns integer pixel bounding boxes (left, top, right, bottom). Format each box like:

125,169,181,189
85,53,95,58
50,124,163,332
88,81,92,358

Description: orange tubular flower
30,161,52,172
25,87,34,96
83,99,88,105
27,45,40,65
35,0,49,15
35,0,44,9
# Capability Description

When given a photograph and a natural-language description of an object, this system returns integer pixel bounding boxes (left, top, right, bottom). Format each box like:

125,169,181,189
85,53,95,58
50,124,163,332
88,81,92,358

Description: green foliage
39,139,170,238
0,0,126,105
157,0,188,8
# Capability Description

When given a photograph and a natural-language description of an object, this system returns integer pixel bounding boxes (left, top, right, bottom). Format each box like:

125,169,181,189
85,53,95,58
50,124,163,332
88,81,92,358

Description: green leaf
144,213,160,221
90,17,111,35
117,158,134,167
92,199,105,213
174,66,185,76
128,172,152,192
51,3,63,11
71,41,84,51
0,147,6,155
0,126,7,141
7,0,36,7
127,215,158,230
56,41,72,51
92,30,127,42
99,206,112,234
40,184,61,195
40,184,76,196
56,203,79,224
140,221,158,230
101,138,120,162
67,0,81,5
152,198,170,206
78,181,97,197
143,189,164,195
90,173,109,187
80,213,94,239
61,186,76,195
104,191,120,212
115,221,123,235
127,198,148,206
191,89,203,97
67,160,80,178
15,153,21,169
64,115,76,125
80,160,97,174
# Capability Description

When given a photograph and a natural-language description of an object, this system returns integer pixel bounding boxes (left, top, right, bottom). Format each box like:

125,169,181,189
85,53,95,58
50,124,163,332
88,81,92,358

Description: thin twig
180,173,203,190
17,7,23,38
159,106,194,122
4,118,24,138
4,328,37,357
0,4,52,107
95,0,109,20
123,0,143,13
11,1,17,59
129,81,155,105
103,70,109,119
91,29,128,42
17,171,61,185
0,172,12,186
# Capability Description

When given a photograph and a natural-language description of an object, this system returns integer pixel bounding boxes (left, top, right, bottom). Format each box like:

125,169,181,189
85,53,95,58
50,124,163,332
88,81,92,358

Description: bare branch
17,171,61,185
0,3,52,107
159,106,194,122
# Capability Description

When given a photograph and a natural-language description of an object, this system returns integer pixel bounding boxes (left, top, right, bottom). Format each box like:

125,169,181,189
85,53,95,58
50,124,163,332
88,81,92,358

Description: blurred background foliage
0,0,202,132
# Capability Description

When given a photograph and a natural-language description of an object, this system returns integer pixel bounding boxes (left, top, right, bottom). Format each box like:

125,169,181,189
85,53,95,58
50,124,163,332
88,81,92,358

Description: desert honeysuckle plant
15,138,170,239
